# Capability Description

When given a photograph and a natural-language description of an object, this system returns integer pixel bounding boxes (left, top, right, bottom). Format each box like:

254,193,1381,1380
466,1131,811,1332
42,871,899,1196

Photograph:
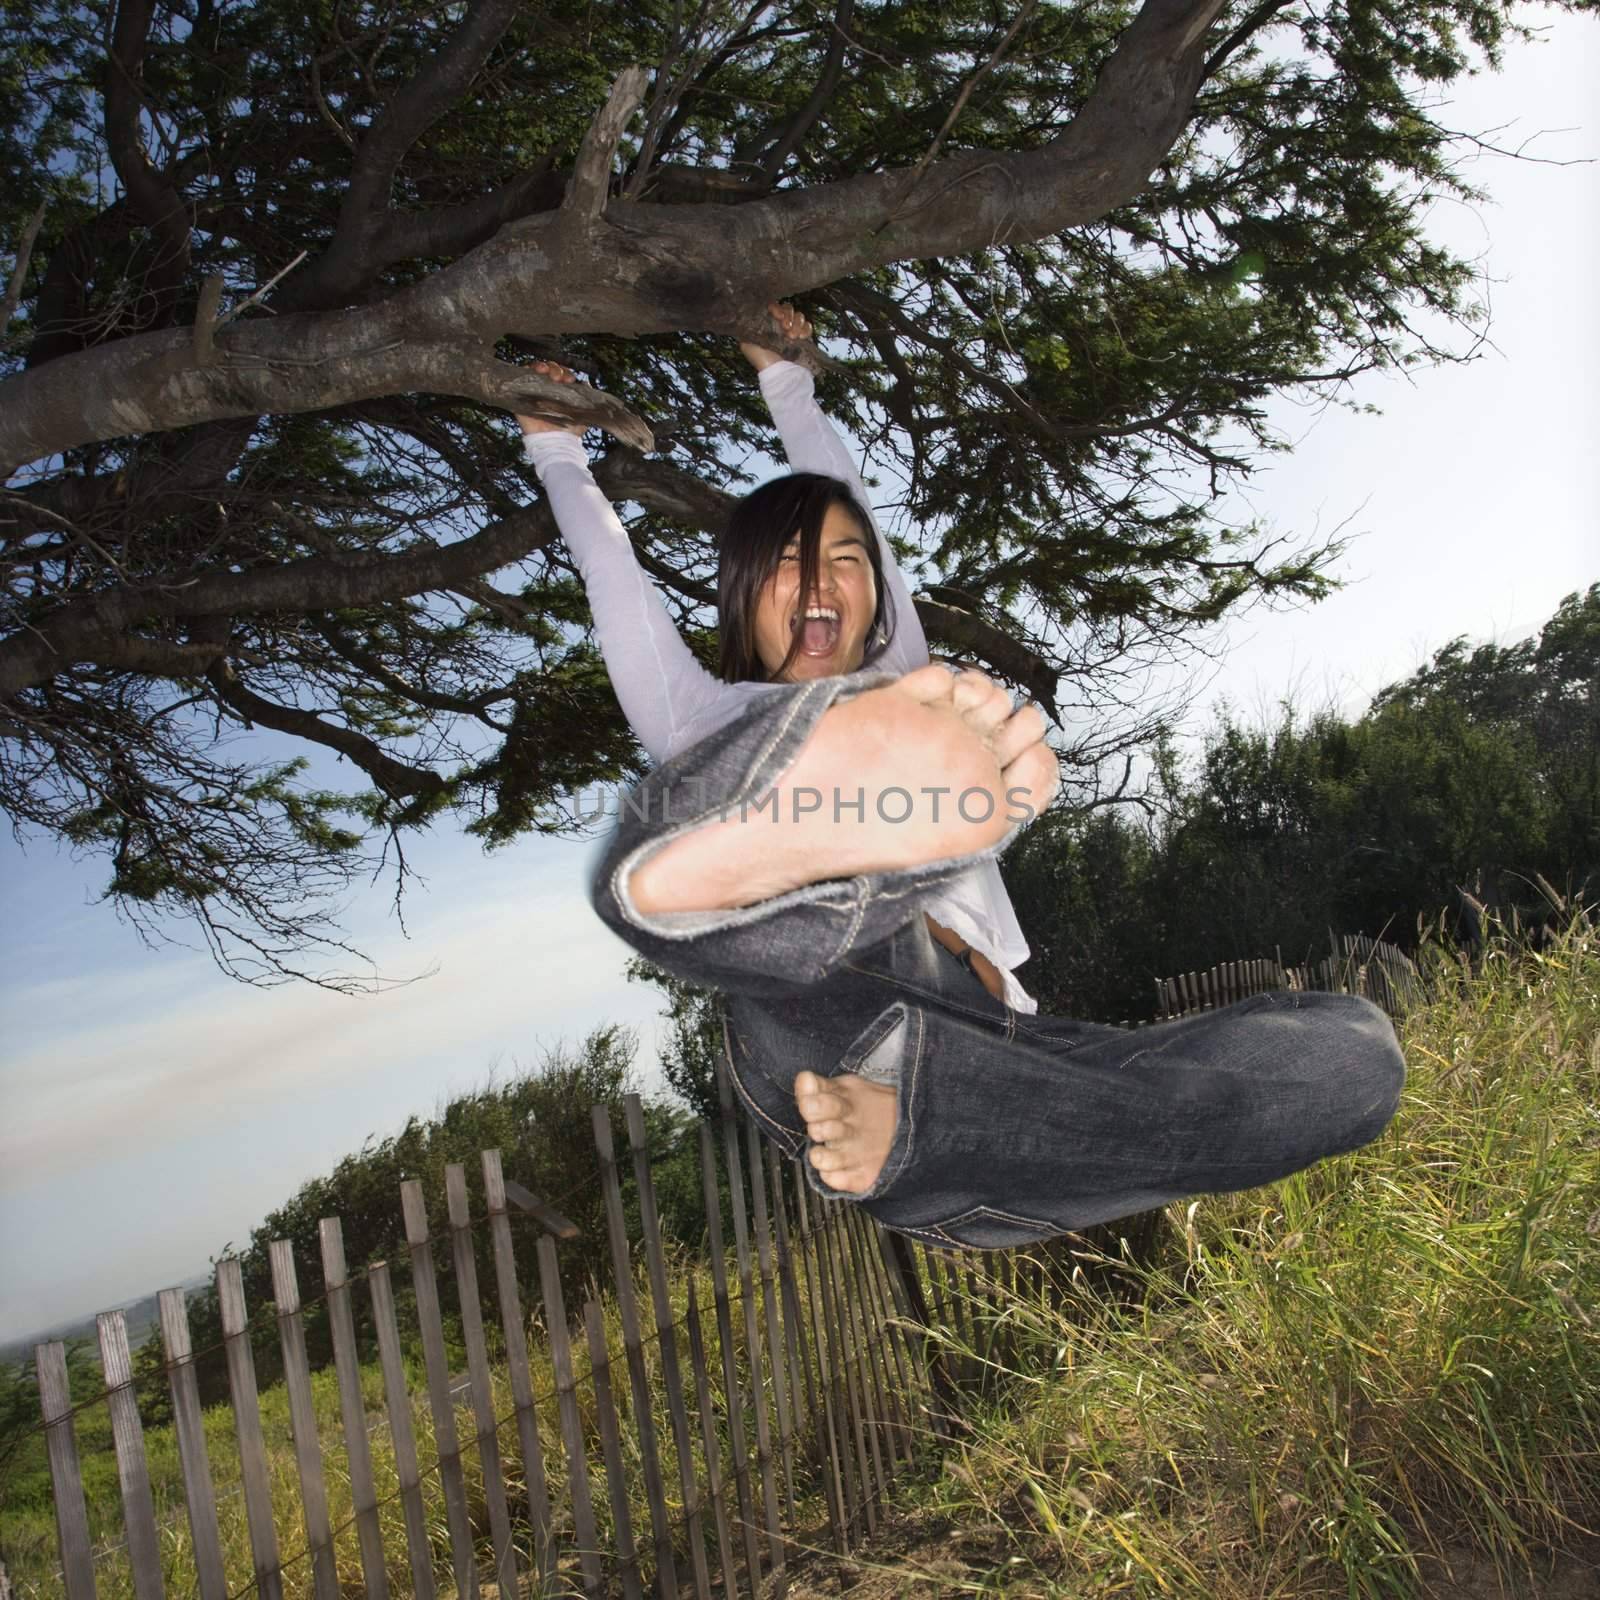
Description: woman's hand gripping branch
739,301,812,372
514,359,585,436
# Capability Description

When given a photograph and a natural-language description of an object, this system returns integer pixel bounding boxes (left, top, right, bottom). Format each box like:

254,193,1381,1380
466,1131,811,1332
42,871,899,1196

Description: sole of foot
630,664,1058,915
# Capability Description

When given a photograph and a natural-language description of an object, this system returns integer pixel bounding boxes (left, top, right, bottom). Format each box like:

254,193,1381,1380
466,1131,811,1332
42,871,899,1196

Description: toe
991,701,1047,768
797,1085,842,1122
952,670,1012,737
807,1116,849,1143
1002,740,1060,820
895,663,960,705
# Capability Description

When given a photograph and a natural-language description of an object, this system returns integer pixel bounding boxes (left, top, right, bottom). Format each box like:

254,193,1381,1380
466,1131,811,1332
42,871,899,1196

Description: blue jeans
592,670,1406,1250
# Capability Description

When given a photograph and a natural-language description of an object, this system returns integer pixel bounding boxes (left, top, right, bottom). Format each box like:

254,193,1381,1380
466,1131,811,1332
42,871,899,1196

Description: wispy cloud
0,845,663,1191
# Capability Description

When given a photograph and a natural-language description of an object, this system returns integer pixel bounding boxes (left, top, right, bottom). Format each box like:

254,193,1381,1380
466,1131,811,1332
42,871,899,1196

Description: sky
2,12,1596,1345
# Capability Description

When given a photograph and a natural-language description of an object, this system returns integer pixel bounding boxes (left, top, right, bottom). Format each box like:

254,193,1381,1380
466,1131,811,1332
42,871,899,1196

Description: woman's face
753,503,879,681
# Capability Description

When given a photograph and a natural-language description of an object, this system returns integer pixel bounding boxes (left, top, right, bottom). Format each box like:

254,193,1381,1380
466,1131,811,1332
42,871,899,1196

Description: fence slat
766,1143,846,1555
838,1208,899,1464
400,1180,480,1600
924,1246,963,1385
97,1311,165,1600
960,1253,988,1387
482,1149,558,1597
813,1200,877,1538
216,1260,283,1600
741,1114,798,1521
444,1165,518,1600
622,1097,714,1600
872,1227,942,1443
536,1232,604,1595
697,1119,766,1591
790,1170,853,1553
35,1342,96,1600
588,1110,678,1599
837,1208,900,1475
316,1221,390,1600
366,1261,437,1600
683,1279,740,1598
714,1066,787,1583
849,1211,916,1459
267,1242,338,1600
581,1300,643,1600
157,1289,229,1600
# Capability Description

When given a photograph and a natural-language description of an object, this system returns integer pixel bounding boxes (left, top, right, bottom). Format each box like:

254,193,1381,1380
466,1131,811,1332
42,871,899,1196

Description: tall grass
884,918,1598,1596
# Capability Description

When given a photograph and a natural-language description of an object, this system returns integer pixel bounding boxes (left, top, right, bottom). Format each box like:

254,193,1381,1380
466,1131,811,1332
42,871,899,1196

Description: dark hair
716,472,896,683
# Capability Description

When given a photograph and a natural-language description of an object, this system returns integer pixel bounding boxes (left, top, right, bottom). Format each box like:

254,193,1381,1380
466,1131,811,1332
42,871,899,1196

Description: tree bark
0,0,1226,469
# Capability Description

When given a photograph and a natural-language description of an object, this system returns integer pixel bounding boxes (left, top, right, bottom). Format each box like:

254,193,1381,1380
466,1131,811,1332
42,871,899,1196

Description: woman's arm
517,366,727,767
742,304,931,674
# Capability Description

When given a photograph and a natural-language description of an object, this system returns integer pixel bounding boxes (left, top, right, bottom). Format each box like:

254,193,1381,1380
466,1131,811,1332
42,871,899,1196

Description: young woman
516,305,1405,1252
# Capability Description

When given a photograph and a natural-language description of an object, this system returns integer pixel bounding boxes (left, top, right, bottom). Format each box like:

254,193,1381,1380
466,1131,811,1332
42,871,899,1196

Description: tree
2,0,1585,980
994,588,1600,1020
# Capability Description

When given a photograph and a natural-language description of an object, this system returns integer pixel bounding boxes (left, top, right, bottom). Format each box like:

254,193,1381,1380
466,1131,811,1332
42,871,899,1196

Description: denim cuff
590,668,1034,996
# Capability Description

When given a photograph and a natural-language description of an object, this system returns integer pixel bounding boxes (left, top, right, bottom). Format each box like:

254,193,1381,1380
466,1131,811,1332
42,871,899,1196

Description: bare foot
630,664,1058,915
795,1070,899,1194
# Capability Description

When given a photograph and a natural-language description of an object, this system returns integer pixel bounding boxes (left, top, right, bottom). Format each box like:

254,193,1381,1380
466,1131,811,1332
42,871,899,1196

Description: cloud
0,845,665,1190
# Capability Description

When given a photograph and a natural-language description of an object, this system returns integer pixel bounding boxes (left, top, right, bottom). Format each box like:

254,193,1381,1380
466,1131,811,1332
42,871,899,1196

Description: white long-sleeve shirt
523,359,1038,1013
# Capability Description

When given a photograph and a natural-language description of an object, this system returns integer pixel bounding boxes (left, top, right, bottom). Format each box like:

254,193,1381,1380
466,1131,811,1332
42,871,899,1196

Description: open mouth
790,605,842,655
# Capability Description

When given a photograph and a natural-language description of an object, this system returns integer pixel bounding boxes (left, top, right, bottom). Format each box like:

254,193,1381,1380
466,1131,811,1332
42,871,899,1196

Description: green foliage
625,956,727,1124
1005,587,1600,1019
135,1024,710,1419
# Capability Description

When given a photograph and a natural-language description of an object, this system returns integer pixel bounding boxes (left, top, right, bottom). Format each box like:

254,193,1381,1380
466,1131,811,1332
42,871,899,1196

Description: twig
309,51,357,150
873,0,1039,236
1,200,49,339
213,250,309,329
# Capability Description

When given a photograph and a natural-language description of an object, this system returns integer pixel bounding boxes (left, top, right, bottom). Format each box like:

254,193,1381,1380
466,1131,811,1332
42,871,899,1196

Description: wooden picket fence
1153,931,1418,1022
21,933,1420,1600
28,1081,945,1600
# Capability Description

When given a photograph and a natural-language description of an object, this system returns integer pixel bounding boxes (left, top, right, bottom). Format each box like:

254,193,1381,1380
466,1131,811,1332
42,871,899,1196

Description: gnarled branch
284,0,527,311
207,661,448,804
0,0,1227,469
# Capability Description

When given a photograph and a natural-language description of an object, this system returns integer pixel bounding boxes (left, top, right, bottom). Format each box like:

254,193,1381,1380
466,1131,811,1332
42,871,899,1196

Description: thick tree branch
591,444,739,531
104,0,191,316
1,334,651,469
0,0,1226,469
2,200,48,341
759,0,856,182
365,160,564,269
0,498,563,697
566,67,651,220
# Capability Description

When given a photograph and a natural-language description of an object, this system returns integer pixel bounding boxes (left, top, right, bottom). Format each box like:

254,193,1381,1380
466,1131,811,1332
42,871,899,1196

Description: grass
3,918,1596,1598
793,917,1599,1597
